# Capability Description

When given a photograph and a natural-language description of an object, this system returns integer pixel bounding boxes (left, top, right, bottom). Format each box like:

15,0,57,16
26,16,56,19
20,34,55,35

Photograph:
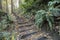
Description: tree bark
6,0,9,13
11,0,18,17
11,0,14,13
0,0,2,9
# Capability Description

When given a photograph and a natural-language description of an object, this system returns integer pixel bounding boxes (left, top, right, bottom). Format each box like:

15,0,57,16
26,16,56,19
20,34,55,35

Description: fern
0,10,16,40
35,10,54,30
0,11,14,31
0,32,16,40
20,0,49,15
35,1,60,30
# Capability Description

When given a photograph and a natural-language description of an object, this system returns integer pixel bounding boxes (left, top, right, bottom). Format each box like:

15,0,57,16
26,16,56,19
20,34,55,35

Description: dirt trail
12,13,58,40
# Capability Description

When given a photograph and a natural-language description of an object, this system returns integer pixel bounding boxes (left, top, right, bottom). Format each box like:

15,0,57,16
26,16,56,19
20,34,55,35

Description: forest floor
12,13,60,40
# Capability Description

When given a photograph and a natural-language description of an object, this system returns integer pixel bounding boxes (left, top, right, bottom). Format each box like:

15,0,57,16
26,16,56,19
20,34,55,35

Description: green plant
0,11,14,31
0,32,16,40
35,10,54,30
0,9,16,40
20,0,49,15
35,1,60,30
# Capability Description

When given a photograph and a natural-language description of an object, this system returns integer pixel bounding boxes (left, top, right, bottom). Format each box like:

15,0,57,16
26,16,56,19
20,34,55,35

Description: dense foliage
20,0,60,34
20,0,49,15
0,10,16,40
0,32,16,40
0,11,14,31
35,0,60,30
35,10,54,30
0,0,60,40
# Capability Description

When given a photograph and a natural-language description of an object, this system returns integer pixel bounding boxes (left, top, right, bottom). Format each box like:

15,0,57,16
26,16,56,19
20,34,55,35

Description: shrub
0,32,16,40
0,11,14,31
35,1,60,31
35,10,54,30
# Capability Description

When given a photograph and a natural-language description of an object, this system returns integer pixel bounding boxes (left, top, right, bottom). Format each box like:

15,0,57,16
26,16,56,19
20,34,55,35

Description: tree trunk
0,0,2,9
11,0,14,13
11,0,18,17
6,0,9,13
